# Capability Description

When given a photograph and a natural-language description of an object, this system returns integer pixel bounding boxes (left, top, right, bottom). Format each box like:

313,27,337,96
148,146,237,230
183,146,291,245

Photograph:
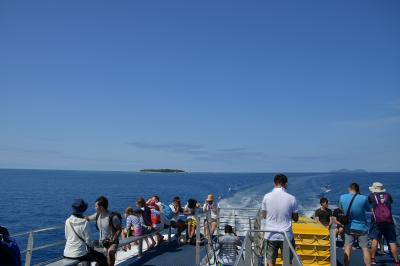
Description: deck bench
46,259,93,266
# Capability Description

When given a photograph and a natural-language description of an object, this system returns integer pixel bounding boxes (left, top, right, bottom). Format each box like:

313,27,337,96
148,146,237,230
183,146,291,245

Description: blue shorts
369,223,397,244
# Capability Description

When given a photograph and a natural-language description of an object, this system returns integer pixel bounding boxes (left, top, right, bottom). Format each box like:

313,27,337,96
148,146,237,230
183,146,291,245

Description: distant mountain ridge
330,168,368,173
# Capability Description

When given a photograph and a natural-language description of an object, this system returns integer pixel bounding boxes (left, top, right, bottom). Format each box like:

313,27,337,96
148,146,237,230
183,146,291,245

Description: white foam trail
219,173,334,214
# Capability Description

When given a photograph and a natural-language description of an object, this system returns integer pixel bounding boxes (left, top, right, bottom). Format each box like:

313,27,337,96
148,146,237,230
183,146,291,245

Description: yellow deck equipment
276,217,331,266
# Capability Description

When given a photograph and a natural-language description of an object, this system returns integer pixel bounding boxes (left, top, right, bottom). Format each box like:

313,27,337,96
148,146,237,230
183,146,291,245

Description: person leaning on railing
64,199,107,266
169,196,186,236
121,207,143,251
136,197,156,249
184,198,201,244
203,194,219,238
86,196,122,266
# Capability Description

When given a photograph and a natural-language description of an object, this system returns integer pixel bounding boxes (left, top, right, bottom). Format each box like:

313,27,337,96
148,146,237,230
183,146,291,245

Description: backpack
373,193,392,225
161,203,173,220
95,212,122,232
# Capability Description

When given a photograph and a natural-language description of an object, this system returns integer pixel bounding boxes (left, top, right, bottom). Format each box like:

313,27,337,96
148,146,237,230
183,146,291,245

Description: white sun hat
369,182,386,193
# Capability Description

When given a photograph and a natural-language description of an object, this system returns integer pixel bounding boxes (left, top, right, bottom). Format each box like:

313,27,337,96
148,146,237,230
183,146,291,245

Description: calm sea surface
0,169,399,264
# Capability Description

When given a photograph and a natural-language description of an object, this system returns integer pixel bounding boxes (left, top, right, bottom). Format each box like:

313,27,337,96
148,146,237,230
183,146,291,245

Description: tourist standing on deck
339,183,371,266
261,173,299,266
87,196,122,266
314,197,332,228
368,182,400,266
64,199,107,266
203,194,219,238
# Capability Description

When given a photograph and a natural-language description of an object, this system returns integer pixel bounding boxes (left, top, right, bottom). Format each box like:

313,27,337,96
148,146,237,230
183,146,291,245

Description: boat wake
219,173,335,218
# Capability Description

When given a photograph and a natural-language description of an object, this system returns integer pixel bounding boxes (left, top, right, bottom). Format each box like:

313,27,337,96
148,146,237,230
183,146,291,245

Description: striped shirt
218,234,241,265
125,215,142,231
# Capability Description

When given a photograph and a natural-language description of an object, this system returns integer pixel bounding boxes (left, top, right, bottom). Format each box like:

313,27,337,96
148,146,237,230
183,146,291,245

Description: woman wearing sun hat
368,182,399,266
203,194,219,238
64,199,107,265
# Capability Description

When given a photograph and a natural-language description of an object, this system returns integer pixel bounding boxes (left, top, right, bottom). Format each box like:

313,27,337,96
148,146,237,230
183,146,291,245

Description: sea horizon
1,167,399,174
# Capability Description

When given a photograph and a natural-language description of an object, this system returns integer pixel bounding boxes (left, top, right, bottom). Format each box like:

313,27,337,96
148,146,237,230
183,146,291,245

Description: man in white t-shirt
261,173,299,266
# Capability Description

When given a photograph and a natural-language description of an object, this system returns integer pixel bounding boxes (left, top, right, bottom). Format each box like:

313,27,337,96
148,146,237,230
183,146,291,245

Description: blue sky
1,0,399,172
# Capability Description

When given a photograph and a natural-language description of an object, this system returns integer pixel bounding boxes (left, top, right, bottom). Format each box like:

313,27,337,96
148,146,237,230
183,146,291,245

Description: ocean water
0,169,399,264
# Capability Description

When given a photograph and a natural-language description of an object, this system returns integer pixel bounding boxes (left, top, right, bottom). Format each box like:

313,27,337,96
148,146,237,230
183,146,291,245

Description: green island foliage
140,169,185,173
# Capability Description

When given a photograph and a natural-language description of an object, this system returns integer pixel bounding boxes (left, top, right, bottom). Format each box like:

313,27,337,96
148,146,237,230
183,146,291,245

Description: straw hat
369,182,386,193
206,194,214,201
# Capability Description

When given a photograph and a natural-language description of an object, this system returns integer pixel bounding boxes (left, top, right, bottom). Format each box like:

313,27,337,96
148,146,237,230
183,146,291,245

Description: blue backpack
161,203,174,220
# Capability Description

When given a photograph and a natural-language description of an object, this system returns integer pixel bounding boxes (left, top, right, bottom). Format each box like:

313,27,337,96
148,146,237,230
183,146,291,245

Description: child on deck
121,207,143,251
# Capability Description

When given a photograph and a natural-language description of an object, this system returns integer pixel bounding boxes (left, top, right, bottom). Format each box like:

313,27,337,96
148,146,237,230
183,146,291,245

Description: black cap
0,226,9,237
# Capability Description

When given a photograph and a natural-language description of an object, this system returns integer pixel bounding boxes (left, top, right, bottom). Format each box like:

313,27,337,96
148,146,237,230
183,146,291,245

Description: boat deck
122,240,399,266
117,237,399,266
18,207,398,266
335,240,398,266
126,241,199,266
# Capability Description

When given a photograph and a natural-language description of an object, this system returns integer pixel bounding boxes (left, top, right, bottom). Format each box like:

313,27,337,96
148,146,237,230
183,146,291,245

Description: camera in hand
102,238,112,249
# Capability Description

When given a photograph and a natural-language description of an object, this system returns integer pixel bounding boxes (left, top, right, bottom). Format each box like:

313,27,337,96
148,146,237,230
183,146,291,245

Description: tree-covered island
140,169,185,173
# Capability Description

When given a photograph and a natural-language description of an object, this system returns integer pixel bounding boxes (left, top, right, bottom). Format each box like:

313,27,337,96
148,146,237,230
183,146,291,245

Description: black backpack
95,211,122,232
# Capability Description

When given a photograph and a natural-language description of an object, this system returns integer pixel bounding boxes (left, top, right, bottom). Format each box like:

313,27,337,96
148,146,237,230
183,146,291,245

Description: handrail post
233,209,237,232
283,237,290,266
138,238,143,257
206,210,218,265
206,210,212,246
244,232,252,266
249,218,252,232
25,231,34,266
217,207,220,239
282,232,302,266
330,227,337,266
195,215,201,265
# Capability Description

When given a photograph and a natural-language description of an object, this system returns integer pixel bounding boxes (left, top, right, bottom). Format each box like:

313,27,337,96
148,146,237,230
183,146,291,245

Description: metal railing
196,208,259,266
194,212,217,266
11,225,65,266
12,209,400,266
11,224,173,266
217,208,259,237
329,227,337,266
45,226,173,266
234,230,302,266
203,211,218,265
